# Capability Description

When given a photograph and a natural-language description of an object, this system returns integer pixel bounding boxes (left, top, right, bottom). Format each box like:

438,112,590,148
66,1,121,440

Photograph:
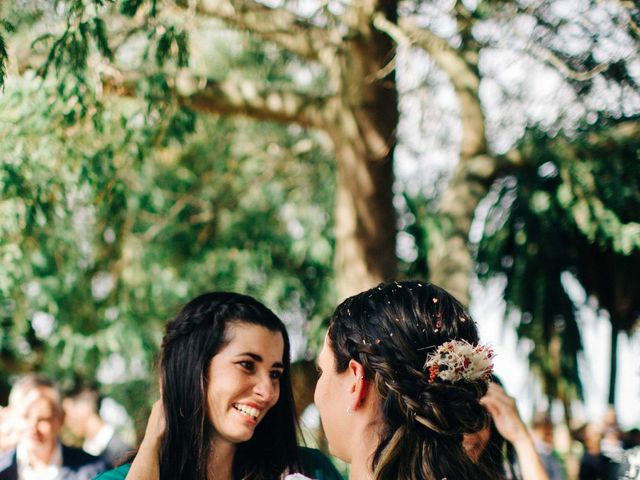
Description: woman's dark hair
159,291,299,480
476,419,519,479
327,281,502,480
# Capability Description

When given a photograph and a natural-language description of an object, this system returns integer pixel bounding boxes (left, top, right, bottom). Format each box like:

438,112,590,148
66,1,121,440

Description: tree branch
186,0,334,62
374,13,488,158
528,44,609,81
373,13,479,93
601,0,640,41
114,71,329,128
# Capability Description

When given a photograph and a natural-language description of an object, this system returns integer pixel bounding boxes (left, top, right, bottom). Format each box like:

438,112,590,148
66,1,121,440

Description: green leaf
92,18,113,60
175,30,189,68
155,26,174,67
0,33,7,89
120,0,144,16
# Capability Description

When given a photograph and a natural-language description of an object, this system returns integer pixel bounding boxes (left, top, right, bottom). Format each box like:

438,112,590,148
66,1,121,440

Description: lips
232,403,262,420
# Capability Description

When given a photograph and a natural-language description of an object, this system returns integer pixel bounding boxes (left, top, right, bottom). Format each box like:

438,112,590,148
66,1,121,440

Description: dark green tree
476,119,640,407
0,72,336,420
7,0,636,303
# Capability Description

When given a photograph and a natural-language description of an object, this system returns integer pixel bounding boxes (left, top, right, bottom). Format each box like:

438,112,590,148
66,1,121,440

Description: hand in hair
480,383,529,445
480,383,549,480
126,401,165,480
143,400,166,444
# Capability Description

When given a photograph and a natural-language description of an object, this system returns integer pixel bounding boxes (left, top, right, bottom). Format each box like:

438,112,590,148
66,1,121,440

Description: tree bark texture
325,1,399,299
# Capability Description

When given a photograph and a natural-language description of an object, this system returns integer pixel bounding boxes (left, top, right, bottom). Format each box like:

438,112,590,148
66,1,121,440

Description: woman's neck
207,439,235,480
347,420,380,480
348,461,373,480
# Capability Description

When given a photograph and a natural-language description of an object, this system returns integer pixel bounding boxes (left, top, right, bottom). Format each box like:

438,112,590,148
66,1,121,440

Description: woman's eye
315,366,323,377
270,370,283,380
238,361,255,371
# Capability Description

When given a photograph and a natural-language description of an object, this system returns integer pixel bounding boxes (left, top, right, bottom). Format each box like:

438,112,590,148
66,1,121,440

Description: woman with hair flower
314,280,546,480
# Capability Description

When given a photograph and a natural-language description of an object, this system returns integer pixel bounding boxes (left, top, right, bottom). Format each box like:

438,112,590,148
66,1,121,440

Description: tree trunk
428,74,493,305
325,0,399,300
396,12,498,306
332,132,397,299
81,0,402,303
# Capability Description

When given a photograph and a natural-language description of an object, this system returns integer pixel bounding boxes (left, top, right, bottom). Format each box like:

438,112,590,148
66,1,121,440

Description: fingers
481,383,517,416
480,382,529,444
144,399,166,440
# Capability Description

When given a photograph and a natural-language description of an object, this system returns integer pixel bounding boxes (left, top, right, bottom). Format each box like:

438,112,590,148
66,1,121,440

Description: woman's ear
347,359,368,411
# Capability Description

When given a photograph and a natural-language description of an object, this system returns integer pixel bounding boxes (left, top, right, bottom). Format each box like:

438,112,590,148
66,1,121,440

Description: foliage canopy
1,0,639,420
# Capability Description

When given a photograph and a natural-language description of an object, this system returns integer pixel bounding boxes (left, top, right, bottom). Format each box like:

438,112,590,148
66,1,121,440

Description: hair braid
328,281,503,480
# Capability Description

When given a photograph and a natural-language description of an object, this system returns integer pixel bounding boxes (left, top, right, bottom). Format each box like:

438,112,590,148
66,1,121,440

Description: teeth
233,404,260,419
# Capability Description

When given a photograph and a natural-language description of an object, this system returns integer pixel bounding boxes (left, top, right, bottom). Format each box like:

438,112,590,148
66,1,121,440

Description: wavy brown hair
327,281,503,480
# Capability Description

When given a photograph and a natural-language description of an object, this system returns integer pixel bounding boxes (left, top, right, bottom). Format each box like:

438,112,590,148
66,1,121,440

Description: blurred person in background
0,374,107,480
465,380,551,480
576,422,618,480
62,387,131,467
617,443,640,480
601,408,624,465
531,412,565,480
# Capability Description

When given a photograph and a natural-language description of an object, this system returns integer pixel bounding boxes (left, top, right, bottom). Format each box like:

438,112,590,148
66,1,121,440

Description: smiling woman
95,292,342,480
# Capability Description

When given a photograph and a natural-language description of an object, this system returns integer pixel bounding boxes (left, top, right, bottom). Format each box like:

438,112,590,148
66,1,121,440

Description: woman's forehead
221,322,285,360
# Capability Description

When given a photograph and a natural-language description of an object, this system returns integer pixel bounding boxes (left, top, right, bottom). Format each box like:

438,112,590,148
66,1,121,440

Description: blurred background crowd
0,371,638,479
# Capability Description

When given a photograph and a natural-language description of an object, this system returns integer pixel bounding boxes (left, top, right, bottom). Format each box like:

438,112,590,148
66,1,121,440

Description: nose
253,374,277,403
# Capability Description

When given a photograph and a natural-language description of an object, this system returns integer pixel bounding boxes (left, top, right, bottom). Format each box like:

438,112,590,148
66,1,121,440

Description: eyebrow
238,352,284,369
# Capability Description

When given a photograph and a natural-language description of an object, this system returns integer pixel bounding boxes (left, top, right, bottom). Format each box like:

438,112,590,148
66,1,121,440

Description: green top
94,447,343,480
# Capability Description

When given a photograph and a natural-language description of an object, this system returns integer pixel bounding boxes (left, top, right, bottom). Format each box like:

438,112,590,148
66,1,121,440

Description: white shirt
82,424,114,457
16,442,63,480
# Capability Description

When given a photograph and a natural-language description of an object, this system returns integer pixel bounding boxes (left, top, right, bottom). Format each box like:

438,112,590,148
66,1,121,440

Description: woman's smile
232,403,266,425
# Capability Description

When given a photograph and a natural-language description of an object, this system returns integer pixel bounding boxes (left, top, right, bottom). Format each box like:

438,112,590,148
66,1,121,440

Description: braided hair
327,281,503,480
159,292,299,480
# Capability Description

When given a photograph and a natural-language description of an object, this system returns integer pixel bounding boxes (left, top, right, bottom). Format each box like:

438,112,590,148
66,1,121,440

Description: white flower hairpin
423,339,494,384
284,474,316,480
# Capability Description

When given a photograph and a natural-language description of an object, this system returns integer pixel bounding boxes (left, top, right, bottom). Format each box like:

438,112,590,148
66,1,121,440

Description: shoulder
62,445,104,468
60,445,108,478
106,434,130,452
93,463,131,480
297,447,343,480
102,435,132,467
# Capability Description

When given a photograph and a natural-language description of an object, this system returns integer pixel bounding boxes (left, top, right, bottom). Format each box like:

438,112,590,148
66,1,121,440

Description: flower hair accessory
424,339,494,384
